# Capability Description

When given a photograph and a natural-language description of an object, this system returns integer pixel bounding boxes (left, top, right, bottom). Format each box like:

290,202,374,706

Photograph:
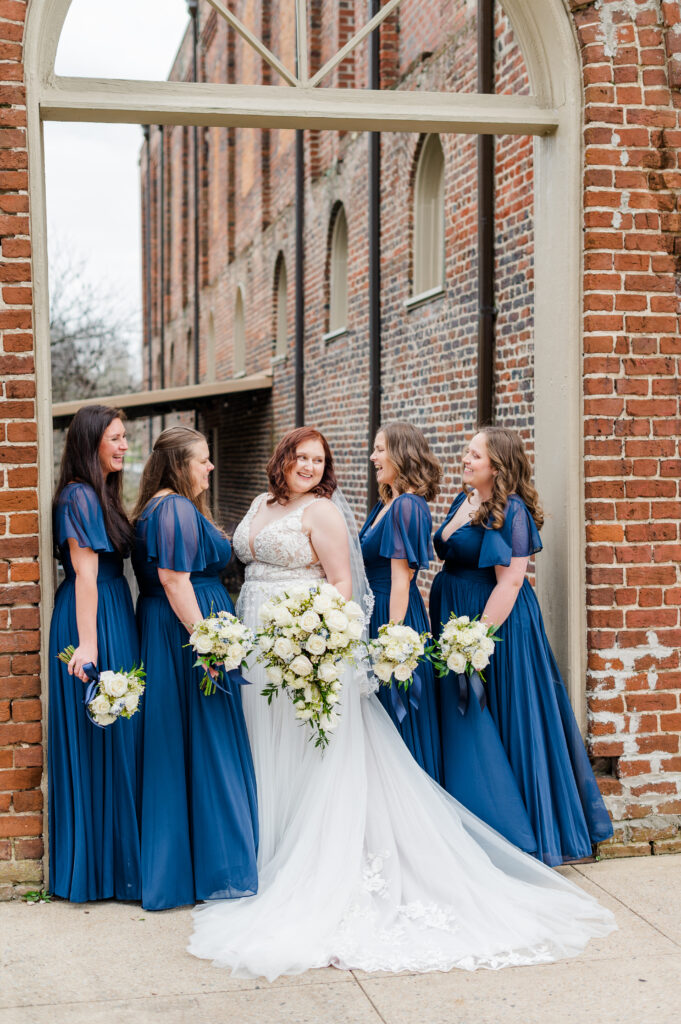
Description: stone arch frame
24,2,587,847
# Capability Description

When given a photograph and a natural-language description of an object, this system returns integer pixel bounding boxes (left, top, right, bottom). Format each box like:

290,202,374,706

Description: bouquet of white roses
188,610,256,696
57,645,145,728
368,622,430,692
256,582,365,749
433,614,498,677
431,615,500,715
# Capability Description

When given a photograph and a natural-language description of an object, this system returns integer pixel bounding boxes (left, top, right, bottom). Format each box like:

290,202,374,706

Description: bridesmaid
48,405,141,901
360,422,442,784
132,426,258,911
431,427,613,865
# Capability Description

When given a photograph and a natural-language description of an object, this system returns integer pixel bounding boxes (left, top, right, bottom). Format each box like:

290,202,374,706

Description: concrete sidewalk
1,856,680,1024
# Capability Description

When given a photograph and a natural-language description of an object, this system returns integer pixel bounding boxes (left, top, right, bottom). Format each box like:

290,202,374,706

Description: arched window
413,134,445,297
329,205,348,334
234,286,245,376
274,254,288,358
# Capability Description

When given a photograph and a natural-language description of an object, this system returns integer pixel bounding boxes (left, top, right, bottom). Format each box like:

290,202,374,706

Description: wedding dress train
188,494,615,980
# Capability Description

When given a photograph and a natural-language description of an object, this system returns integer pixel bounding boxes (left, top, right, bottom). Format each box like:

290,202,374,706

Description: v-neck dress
431,491,613,866
360,494,442,784
133,494,258,910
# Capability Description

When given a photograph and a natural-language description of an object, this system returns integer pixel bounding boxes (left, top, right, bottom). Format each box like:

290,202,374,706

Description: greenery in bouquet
256,582,365,749
431,615,499,681
367,622,431,691
187,610,256,696
57,645,146,727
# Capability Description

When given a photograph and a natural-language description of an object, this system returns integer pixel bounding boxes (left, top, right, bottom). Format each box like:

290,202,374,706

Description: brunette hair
377,421,441,504
132,425,214,523
467,427,544,532
53,405,133,556
266,427,337,505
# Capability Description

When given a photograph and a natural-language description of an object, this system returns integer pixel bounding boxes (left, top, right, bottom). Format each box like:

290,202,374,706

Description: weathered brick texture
573,0,681,857
0,0,44,898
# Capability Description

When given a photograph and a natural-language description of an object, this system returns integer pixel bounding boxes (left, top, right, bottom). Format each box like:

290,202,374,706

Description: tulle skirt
188,576,616,980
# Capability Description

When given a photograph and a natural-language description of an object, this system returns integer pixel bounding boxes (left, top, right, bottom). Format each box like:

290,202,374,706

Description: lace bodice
233,493,326,585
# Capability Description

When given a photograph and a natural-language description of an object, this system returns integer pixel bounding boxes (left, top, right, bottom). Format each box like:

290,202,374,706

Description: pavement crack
572,865,681,950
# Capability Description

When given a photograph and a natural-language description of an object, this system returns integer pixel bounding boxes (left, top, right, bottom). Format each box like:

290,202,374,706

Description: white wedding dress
188,494,615,980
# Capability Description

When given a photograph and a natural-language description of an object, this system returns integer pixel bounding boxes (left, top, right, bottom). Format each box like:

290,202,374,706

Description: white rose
273,637,294,661
344,600,364,620
266,665,283,685
373,661,393,683
305,634,327,656
227,643,244,664
295,708,314,721
290,654,313,677
347,619,364,640
317,661,340,683
123,692,139,714
446,652,467,674
326,693,340,705
324,609,349,632
312,593,333,614
191,633,214,656
258,634,274,653
455,615,470,626
471,649,489,672
259,601,274,621
481,636,496,657
300,610,321,632
94,713,117,727
106,671,130,699
319,582,339,597
272,605,294,628
393,663,412,682
89,694,111,716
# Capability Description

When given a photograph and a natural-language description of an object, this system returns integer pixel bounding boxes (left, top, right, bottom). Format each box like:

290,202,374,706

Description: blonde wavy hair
132,426,216,525
377,421,441,504
466,427,544,532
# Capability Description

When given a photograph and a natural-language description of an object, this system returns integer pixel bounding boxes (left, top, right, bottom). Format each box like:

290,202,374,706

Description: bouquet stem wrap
456,669,487,717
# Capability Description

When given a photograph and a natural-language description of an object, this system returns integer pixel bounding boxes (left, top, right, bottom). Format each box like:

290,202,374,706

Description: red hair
266,427,337,504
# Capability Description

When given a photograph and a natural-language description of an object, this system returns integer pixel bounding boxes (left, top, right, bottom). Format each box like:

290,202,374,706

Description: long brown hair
53,405,133,556
377,421,441,504
267,427,337,504
132,426,214,523
467,427,544,531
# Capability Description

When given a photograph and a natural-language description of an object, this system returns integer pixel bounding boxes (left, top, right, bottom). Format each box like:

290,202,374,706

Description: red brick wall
572,0,681,856
0,0,44,897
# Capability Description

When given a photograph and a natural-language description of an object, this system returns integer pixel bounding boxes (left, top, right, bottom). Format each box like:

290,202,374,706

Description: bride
188,427,615,980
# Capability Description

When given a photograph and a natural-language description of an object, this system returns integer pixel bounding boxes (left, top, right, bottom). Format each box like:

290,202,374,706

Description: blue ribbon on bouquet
81,662,106,729
389,671,422,724
456,669,487,717
205,667,251,696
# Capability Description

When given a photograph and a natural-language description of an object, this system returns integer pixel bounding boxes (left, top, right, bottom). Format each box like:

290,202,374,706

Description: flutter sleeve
478,495,542,569
145,495,221,573
54,483,113,553
378,494,434,570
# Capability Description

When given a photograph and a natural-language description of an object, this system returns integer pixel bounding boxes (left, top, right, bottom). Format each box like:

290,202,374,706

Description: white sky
45,0,190,337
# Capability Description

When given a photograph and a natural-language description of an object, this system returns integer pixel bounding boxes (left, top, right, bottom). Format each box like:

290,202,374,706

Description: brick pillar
0,0,44,896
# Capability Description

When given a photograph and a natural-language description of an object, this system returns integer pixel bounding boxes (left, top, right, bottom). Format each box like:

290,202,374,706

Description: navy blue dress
133,494,258,911
360,494,442,784
48,482,141,902
431,492,613,866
